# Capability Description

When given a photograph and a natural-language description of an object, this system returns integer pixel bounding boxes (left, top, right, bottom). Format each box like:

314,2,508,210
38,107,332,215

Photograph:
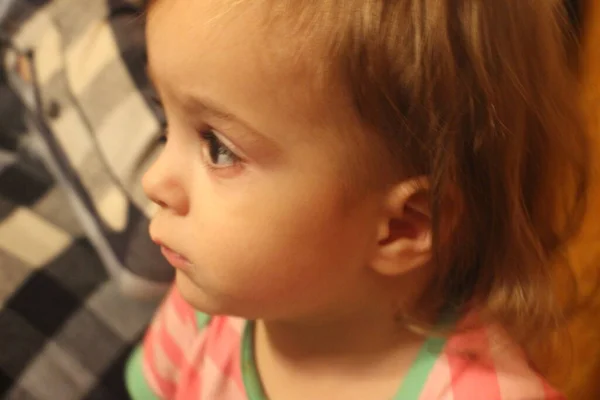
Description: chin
175,272,218,312
174,271,247,317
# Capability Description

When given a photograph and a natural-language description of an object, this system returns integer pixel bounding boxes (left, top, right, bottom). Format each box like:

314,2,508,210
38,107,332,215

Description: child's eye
149,92,167,128
201,130,240,168
149,93,168,144
158,124,168,143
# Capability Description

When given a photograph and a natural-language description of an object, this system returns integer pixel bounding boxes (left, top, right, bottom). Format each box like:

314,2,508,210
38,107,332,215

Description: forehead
145,0,347,128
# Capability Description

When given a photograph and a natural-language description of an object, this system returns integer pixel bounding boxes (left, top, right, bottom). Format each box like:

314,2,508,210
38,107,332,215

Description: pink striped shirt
126,286,564,400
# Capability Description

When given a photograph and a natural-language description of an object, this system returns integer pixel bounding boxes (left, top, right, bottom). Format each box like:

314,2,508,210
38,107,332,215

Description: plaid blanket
0,0,590,399
0,0,172,398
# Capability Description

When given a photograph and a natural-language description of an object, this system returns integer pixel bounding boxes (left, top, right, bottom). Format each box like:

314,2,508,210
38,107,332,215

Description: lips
154,240,192,270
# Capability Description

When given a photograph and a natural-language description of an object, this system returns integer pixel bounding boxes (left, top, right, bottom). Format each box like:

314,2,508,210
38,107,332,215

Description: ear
370,177,432,277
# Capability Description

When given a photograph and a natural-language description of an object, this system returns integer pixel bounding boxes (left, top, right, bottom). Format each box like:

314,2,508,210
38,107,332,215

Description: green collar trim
392,334,448,399
241,321,268,400
239,319,450,400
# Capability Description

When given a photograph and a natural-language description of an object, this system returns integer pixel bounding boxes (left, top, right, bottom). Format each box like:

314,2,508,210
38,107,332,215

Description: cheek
186,172,373,301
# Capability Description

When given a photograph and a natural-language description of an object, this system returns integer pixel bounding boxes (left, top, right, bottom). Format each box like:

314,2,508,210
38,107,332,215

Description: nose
142,143,189,215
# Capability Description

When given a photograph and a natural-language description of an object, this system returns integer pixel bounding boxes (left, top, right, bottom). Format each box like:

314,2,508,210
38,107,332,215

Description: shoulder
420,315,564,400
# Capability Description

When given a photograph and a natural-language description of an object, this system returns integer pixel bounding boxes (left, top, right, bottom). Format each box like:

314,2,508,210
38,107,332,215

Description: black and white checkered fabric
0,0,172,398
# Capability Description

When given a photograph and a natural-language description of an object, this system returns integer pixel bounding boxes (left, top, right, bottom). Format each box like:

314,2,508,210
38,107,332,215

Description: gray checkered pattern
0,0,171,398
4,0,172,296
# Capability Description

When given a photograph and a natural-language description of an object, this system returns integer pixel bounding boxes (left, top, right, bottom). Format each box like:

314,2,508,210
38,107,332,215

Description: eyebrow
146,64,267,140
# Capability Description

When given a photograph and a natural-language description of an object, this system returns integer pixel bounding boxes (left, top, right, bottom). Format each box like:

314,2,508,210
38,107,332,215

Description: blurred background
0,0,598,399
0,1,171,398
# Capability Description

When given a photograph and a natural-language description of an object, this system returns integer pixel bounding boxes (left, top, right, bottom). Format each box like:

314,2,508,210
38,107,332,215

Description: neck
257,315,415,361
256,306,426,370
252,273,439,399
253,306,431,400
255,271,439,367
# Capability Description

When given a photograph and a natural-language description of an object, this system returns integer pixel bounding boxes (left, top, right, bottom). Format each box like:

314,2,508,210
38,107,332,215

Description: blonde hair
148,0,589,340
266,0,589,339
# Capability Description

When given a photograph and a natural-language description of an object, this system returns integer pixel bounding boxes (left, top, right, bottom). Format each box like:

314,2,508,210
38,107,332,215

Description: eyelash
151,94,242,172
199,129,242,170
158,124,241,170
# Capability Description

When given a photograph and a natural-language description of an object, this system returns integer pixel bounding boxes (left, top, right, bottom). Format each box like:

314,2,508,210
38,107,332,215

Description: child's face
144,0,388,320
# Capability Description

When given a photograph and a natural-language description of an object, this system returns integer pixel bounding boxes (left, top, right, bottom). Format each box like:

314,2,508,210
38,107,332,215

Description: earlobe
371,178,433,277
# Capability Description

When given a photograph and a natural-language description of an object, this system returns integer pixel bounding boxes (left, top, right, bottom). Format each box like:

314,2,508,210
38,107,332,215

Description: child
126,0,589,398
